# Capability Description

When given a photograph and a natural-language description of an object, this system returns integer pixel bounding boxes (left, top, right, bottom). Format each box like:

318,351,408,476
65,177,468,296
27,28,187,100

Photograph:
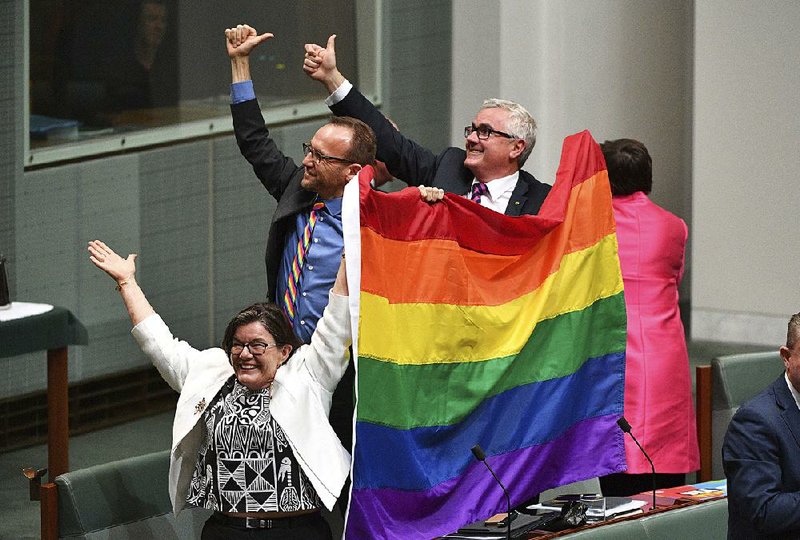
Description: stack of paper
527,495,647,519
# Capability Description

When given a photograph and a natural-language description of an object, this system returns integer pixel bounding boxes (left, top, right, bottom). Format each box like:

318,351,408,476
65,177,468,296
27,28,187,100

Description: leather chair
53,450,209,539
695,351,784,481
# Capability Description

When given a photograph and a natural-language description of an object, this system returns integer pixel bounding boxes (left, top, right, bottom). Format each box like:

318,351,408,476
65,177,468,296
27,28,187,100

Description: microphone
471,444,514,540
617,417,657,510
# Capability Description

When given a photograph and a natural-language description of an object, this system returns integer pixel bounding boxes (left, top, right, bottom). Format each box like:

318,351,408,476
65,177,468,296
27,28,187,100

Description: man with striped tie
225,26,374,510
304,35,551,216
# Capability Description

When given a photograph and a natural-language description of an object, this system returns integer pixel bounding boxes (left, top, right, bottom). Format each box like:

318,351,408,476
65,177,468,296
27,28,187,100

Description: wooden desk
0,306,88,479
2,305,87,539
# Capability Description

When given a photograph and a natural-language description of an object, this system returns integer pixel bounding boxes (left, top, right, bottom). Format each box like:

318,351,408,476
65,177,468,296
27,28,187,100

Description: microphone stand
471,444,514,540
617,417,657,510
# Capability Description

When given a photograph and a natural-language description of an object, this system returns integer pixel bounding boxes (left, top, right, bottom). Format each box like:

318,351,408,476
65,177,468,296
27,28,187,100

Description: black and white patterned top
186,375,322,512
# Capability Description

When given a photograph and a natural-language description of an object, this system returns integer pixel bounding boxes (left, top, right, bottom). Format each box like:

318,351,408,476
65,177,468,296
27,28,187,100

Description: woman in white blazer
88,240,351,540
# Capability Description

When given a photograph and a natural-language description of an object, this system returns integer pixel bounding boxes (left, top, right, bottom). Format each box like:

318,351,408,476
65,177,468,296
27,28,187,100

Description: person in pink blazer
599,139,700,496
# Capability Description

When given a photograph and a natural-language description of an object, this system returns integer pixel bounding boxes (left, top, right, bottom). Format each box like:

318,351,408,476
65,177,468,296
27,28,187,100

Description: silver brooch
194,398,206,415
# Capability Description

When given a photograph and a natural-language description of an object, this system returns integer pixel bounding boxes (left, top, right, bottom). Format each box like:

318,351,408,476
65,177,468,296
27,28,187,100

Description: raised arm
304,36,440,186
225,25,303,202
302,254,351,391
87,240,154,325
225,24,273,83
303,34,345,94
331,253,348,296
89,240,215,391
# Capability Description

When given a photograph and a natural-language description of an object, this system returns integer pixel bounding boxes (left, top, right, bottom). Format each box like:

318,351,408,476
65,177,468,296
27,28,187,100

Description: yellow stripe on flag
359,233,623,365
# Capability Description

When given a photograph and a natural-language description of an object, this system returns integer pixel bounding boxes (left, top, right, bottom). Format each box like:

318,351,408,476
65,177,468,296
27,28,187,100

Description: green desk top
0,306,88,358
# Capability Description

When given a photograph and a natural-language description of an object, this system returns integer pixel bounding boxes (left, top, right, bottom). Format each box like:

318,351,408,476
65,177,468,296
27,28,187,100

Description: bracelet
115,279,129,291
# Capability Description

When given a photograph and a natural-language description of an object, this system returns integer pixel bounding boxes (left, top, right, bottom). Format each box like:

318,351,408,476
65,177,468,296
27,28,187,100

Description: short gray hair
787,312,800,350
481,98,537,167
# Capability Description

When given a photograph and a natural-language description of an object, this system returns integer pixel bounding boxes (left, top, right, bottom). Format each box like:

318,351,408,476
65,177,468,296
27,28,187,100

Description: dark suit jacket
330,87,551,216
231,99,317,300
722,375,800,539
231,98,355,455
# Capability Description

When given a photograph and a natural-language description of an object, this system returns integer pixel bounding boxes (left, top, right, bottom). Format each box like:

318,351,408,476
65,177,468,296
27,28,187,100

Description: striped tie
283,201,325,322
470,182,489,204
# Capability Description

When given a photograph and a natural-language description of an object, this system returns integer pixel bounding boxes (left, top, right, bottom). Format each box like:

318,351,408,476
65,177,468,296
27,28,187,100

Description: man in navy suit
303,36,551,217
722,312,800,539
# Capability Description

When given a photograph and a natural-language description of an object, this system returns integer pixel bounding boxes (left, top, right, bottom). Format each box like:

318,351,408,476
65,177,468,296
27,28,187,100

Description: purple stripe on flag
346,413,625,540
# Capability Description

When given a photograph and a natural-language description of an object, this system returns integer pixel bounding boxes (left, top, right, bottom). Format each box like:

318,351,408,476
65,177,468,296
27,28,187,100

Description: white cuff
325,79,353,107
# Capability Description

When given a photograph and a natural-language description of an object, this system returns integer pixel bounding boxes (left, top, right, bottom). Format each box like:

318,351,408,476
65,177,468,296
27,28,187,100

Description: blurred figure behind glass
55,0,178,127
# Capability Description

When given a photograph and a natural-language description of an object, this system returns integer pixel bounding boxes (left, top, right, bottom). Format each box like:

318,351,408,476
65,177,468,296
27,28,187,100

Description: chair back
710,352,784,479
55,450,209,539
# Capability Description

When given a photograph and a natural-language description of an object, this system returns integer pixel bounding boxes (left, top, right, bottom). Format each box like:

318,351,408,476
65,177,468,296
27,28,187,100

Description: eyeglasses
302,142,355,165
231,341,278,356
464,124,516,140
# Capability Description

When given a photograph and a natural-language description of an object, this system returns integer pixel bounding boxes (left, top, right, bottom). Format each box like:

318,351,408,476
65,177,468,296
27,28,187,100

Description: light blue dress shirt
275,198,343,343
230,80,343,343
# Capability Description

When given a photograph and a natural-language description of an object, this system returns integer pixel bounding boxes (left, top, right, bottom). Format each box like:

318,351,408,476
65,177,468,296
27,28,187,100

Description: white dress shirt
466,173,519,214
328,79,520,214
786,372,800,411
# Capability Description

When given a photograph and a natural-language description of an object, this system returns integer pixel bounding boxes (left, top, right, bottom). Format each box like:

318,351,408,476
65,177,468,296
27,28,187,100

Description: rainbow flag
341,130,627,539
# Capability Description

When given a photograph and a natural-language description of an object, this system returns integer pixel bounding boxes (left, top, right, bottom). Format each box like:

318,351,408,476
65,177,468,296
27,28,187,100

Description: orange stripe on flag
361,170,613,305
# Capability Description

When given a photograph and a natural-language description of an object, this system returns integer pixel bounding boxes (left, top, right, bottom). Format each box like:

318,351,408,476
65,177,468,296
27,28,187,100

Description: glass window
27,0,379,166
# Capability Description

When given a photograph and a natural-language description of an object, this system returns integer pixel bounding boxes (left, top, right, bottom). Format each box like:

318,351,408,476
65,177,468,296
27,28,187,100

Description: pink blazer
613,192,699,474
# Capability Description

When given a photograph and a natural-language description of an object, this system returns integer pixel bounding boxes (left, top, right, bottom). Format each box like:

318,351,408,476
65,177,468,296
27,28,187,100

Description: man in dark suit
226,24,374,337
722,312,800,539
303,36,551,216
225,26,376,498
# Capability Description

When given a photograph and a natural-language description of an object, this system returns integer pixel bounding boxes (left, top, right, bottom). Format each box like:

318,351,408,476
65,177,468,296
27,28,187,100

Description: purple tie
470,182,489,204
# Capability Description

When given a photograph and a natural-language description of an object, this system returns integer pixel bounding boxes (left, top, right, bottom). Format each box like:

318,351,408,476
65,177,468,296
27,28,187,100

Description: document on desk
528,496,647,518
603,498,647,517
656,479,727,502
0,302,54,322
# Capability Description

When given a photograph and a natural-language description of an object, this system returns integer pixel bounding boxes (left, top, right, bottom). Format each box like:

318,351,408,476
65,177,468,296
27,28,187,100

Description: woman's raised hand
88,240,137,286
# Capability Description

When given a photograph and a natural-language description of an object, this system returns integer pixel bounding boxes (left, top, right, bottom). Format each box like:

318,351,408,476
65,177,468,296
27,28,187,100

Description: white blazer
131,292,352,514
